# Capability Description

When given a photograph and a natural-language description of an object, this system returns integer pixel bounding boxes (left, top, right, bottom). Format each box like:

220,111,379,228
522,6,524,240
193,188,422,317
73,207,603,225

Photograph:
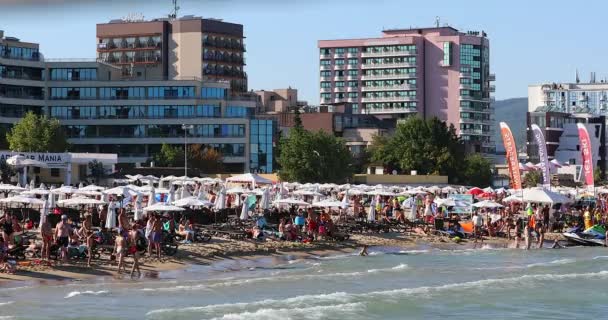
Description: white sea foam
526,258,577,268
0,301,14,306
398,249,431,254
64,290,108,299
593,256,608,260
207,303,365,320
146,270,608,318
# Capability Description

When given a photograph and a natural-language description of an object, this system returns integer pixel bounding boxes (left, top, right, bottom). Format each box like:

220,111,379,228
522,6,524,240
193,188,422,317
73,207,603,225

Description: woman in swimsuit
114,233,126,273
39,219,53,261
0,212,14,247
128,224,142,277
81,214,94,267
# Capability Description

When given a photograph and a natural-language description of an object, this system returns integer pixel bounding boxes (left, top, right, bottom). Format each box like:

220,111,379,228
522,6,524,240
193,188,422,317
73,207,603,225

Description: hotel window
348,92,358,98
320,48,331,55
335,48,345,54
347,58,358,65
50,168,60,177
226,106,250,118
347,70,358,76
442,42,452,66
320,82,331,88
335,81,345,87
334,59,345,65
347,48,359,54
320,71,332,77
320,60,331,66
202,87,227,99
320,93,331,99
347,81,358,88
352,103,359,114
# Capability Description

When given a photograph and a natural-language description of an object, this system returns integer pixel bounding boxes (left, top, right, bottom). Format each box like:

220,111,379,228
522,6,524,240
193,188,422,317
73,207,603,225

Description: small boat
563,225,606,247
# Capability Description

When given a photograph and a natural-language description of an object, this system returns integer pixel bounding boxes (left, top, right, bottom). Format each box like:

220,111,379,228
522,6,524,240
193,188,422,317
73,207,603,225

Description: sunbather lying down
0,257,15,274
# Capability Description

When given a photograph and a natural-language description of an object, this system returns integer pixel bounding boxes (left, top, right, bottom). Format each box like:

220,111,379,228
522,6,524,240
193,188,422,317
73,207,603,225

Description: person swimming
359,245,369,256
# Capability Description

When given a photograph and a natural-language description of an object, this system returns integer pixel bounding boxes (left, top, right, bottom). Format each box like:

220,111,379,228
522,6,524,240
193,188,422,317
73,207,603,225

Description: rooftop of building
0,30,39,48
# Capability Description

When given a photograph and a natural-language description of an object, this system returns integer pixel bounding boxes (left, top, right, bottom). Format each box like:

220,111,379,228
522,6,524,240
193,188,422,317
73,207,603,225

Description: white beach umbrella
22,187,50,196
472,200,503,208
80,184,105,191
368,196,376,222
312,199,344,208
0,195,45,207
341,189,349,209
240,199,249,220
0,184,26,192
58,197,106,207
441,186,458,194
143,203,185,212
261,187,270,210
147,187,156,208
434,198,456,207
214,187,226,210
105,201,117,229
273,198,310,207
173,197,213,208
134,192,144,221
51,185,79,194
39,196,49,230
521,187,572,204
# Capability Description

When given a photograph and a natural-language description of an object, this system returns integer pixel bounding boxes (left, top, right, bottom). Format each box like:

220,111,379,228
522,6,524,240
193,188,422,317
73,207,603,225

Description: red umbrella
478,192,494,199
467,187,484,196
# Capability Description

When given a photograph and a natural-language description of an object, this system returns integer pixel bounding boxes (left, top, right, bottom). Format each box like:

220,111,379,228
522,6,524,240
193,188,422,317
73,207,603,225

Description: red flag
577,123,594,186
500,122,522,189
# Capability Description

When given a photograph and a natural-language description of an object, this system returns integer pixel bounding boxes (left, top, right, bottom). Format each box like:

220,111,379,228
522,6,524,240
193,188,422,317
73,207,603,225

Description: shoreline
0,232,562,287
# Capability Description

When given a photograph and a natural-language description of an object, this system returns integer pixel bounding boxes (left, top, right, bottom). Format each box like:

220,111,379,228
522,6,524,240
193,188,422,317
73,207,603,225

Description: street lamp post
182,124,194,177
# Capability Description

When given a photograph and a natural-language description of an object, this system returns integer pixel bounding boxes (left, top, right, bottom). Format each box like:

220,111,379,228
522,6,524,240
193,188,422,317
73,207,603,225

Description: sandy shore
0,231,564,285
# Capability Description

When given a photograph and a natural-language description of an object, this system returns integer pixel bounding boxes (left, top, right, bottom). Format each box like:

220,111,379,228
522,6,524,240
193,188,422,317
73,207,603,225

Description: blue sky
1,0,606,104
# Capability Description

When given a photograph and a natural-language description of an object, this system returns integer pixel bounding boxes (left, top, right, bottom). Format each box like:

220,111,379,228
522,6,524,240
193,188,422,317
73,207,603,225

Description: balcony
320,87,331,93
333,53,345,59
360,73,417,80
346,64,358,70
334,87,345,93
346,52,358,58
320,76,331,81
334,97,346,103
361,96,417,103
460,128,492,136
361,84,416,92
459,117,494,124
488,73,496,81
489,85,496,92
460,106,493,113
361,62,416,69
347,97,358,103
460,72,472,78
320,97,331,104
320,65,331,70
346,75,358,81
366,106,418,114
334,64,345,70
460,95,492,103
320,53,331,59
459,83,474,90
346,86,358,92
333,76,345,81
361,50,417,58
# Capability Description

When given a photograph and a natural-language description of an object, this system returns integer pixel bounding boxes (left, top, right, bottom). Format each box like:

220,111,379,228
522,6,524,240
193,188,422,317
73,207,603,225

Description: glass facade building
249,119,274,173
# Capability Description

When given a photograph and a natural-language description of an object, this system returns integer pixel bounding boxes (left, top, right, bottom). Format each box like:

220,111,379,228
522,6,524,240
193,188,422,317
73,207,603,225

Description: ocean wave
593,256,608,260
142,266,405,293
207,303,365,320
64,290,109,299
147,301,363,319
0,301,14,306
146,270,608,318
526,258,577,268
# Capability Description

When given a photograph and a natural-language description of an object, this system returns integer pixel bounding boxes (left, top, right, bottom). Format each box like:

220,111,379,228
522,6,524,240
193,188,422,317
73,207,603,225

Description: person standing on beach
152,213,162,259
40,218,52,261
114,232,126,273
472,212,483,244
81,213,94,267
129,224,142,277
118,208,129,237
54,215,71,262
0,212,14,247
145,215,154,255
584,206,592,230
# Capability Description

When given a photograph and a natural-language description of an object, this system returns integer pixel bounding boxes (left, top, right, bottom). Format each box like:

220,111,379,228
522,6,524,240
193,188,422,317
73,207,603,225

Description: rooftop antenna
435,16,440,28
170,0,180,19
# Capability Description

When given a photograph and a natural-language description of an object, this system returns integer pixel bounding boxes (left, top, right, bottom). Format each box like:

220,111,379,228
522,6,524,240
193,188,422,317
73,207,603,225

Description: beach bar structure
0,151,117,186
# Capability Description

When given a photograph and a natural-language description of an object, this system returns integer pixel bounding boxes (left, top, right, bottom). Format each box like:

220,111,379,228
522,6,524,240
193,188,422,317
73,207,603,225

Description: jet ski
563,225,606,246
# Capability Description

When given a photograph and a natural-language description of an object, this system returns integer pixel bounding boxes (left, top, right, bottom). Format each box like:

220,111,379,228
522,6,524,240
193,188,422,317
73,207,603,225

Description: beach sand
0,231,561,285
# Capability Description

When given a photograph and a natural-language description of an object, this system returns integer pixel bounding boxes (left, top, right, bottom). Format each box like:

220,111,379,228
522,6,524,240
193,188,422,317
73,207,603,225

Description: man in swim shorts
55,215,72,262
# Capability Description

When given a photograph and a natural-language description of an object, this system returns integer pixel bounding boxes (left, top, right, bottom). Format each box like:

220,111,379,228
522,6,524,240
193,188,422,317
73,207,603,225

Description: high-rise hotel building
0,17,274,174
96,15,247,93
318,27,496,154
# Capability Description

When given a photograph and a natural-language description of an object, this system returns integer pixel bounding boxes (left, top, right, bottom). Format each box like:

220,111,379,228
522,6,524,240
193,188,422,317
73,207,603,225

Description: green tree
523,170,542,188
293,107,303,129
462,154,493,187
189,144,224,173
88,160,106,183
278,128,353,183
0,159,15,183
152,143,184,167
369,117,465,182
7,112,68,152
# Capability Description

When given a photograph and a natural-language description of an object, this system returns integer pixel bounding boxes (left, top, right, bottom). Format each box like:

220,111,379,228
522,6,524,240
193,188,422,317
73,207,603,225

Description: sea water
2,246,608,319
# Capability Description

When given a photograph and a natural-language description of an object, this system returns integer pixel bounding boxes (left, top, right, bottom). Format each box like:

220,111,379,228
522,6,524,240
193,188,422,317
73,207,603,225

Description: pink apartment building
318,26,496,154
